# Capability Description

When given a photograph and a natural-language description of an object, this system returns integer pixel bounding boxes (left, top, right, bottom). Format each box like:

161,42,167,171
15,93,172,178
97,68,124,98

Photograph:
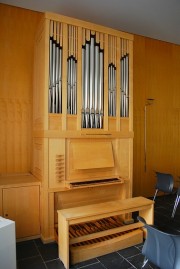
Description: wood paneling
0,4,42,174
133,35,180,197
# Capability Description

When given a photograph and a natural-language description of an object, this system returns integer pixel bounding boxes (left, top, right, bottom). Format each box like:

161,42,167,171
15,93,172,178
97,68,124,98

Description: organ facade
33,12,134,242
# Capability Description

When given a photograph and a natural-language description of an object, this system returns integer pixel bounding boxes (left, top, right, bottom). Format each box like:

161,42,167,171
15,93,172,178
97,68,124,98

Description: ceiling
1,0,180,45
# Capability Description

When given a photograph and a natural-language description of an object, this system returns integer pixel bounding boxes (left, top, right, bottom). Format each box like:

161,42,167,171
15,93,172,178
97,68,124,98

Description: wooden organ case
33,12,135,251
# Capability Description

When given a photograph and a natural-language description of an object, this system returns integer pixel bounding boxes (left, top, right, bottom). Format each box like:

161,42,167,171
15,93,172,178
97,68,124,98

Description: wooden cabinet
33,12,134,242
0,174,40,240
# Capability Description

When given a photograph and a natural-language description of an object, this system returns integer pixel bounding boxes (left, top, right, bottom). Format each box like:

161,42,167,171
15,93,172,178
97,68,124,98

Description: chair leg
171,195,180,218
142,257,148,268
153,189,158,201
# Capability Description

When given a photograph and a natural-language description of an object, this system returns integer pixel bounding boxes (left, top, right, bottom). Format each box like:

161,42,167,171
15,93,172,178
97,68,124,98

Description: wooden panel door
2,185,40,239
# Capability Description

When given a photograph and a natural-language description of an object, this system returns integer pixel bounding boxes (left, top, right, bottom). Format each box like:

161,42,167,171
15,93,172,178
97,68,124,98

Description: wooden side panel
118,139,131,178
58,213,69,269
33,138,45,181
0,99,31,173
49,138,65,188
33,18,49,131
0,4,42,174
2,186,40,238
110,138,132,199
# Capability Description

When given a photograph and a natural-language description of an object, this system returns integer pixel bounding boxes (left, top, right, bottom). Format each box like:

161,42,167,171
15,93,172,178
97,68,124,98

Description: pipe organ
33,12,134,246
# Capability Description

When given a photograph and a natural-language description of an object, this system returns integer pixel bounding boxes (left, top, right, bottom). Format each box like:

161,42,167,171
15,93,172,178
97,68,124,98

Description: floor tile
70,258,99,269
17,256,46,269
118,246,141,258
98,252,133,269
126,253,153,269
46,258,65,269
35,240,59,261
16,240,39,260
76,262,107,269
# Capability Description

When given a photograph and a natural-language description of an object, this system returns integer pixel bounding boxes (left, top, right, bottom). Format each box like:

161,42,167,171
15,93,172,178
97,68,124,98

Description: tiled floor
16,194,180,269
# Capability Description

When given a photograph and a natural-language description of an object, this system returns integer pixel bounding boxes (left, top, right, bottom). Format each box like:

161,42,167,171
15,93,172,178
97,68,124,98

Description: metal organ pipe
58,44,62,113
99,50,104,129
125,54,129,117
81,46,85,127
108,36,117,117
55,43,60,113
120,57,124,117
120,39,129,117
94,44,99,128
49,20,62,114
123,56,126,117
49,35,53,113
108,64,116,117
82,32,104,129
67,25,77,115
84,42,90,128
52,39,56,113
90,36,95,128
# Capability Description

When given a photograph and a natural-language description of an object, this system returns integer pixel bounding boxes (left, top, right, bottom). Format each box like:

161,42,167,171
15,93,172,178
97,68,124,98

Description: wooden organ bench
58,196,154,269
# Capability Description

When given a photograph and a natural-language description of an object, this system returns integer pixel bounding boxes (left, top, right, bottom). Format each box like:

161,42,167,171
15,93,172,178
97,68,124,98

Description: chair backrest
177,187,180,196
138,216,180,269
155,172,174,193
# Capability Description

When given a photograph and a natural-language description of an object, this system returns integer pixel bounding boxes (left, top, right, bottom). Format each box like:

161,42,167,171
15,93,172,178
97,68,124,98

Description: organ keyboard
66,177,123,189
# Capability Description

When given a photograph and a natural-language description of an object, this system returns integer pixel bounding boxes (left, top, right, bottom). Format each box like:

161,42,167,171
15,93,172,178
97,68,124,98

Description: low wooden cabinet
0,174,40,240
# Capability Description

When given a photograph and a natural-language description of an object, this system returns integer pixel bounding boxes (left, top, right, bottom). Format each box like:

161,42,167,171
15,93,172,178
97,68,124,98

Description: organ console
33,12,135,246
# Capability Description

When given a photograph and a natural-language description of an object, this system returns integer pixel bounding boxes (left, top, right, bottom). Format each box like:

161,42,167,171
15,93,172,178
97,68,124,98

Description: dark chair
171,187,180,218
153,171,174,201
137,216,180,269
